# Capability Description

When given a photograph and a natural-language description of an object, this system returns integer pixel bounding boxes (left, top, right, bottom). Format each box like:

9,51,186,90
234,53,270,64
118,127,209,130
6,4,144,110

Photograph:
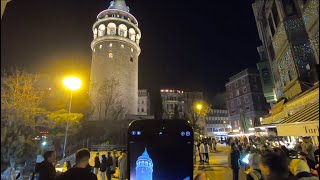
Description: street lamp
62,76,82,158
196,104,203,111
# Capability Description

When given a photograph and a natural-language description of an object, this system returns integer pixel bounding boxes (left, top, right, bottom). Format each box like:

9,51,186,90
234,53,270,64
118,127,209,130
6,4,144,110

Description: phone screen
128,119,194,180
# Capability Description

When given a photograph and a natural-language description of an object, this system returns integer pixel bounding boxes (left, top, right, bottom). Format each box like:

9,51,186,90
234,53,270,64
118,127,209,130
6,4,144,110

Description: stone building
1,0,11,19
252,0,319,142
89,0,141,120
160,89,185,119
225,68,269,132
252,0,319,101
205,109,231,138
138,89,150,115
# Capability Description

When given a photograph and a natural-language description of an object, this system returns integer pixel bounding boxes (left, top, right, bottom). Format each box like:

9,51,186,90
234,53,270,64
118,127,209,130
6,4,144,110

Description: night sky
1,0,260,98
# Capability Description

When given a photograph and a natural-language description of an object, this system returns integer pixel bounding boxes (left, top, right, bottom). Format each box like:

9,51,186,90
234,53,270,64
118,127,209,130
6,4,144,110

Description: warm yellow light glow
63,76,82,91
196,104,203,110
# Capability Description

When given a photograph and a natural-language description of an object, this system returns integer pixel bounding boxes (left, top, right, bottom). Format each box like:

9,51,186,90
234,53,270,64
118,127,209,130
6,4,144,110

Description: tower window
130,57,133,62
121,44,124,48
93,48,95,52
98,24,106,37
99,45,102,49
109,53,113,58
109,43,112,47
118,24,128,37
131,48,134,52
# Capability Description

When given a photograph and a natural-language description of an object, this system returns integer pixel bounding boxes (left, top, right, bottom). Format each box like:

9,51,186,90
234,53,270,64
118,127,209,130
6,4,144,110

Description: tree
1,69,47,165
92,78,127,144
184,101,209,134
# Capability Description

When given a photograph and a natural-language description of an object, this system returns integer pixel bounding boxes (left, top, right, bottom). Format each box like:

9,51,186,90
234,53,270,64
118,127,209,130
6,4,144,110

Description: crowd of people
228,136,319,180
30,148,128,180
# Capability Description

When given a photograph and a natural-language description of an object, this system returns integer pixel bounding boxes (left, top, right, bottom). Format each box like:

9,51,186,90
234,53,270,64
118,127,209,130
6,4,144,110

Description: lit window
118,24,128,37
236,90,240,96
107,23,116,35
109,53,113,58
48,88,51,90
131,48,134,52
129,28,136,41
109,43,112,47
93,48,96,52
98,24,106,37
136,34,141,44
99,45,102,49
121,44,124,48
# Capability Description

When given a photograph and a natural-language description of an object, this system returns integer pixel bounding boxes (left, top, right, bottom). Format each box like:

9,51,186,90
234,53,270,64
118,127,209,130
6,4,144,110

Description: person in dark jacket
229,142,241,180
93,152,100,175
38,150,56,180
259,152,294,180
100,155,107,180
106,152,113,180
55,148,97,180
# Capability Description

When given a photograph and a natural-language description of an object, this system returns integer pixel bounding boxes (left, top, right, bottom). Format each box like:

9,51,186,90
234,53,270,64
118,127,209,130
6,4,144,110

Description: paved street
193,143,246,180
93,143,246,180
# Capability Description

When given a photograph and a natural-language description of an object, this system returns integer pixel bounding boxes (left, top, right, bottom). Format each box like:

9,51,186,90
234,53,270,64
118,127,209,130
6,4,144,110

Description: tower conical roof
108,0,129,12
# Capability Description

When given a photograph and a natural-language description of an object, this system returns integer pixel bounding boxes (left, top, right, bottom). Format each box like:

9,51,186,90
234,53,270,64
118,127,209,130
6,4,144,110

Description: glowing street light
62,76,82,158
42,141,47,146
196,104,203,111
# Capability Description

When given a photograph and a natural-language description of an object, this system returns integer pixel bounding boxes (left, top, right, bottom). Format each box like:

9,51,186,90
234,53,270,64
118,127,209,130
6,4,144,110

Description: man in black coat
38,150,56,180
229,142,241,180
55,148,97,180
93,152,100,175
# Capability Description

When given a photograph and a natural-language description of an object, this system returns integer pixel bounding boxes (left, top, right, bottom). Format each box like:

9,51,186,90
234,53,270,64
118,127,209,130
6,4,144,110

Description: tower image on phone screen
135,148,153,180
129,120,193,180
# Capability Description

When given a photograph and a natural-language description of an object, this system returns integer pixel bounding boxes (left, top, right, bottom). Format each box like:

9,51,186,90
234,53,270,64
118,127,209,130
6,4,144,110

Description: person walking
106,152,113,180
212,138,217,151
55,148,97,180
38,150,56,180
93,152,100,176
229,142,241,180
199,141,205,164
204,143,210,163
111,150,117,178
100,155,107,180
118,149,127,180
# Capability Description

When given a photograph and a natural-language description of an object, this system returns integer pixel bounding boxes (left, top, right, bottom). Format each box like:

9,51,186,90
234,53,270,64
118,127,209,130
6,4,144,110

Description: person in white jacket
118,149,127,180
199,142,205,164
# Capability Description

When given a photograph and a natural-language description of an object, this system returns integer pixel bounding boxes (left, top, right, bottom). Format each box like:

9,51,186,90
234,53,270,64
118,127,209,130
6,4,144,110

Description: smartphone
128,119,194,180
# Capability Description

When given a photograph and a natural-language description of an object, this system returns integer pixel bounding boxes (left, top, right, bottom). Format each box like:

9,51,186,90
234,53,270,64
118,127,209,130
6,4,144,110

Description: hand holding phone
128,119,194,180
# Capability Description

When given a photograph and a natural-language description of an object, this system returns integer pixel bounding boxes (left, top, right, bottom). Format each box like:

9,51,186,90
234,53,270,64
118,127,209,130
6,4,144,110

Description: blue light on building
136,148,153,180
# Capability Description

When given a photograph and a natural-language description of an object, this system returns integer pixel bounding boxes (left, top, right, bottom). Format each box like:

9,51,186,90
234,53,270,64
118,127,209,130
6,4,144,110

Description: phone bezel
127,119,194,180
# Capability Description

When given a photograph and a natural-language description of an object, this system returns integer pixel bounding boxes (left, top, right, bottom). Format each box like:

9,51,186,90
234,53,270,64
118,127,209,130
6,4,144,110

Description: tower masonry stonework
89,0,141,120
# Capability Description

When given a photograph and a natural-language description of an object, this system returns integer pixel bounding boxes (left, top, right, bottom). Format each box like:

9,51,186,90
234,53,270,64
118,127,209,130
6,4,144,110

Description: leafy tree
1,69,47,165
184,101,209,134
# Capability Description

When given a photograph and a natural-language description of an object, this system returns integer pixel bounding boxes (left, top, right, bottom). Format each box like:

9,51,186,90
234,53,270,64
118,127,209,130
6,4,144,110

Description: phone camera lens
181,131,185,136
131,131,136,135
137,131,141,135
186,131,190,136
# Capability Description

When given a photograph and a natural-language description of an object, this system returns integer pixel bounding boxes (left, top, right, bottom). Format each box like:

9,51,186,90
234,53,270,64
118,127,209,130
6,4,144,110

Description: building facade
89,0,142,120
160,89,184,119
252,0,319,102
1,0,11,19
138,89,150,115
205,109,231,137
225,68,269,132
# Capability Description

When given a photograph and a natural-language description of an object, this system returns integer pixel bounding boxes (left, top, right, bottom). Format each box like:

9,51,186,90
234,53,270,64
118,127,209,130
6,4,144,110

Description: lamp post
62,76,82,158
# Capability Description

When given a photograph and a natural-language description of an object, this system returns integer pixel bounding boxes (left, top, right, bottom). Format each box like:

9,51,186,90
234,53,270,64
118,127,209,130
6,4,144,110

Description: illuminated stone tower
136,148,153,180
89,0,141,119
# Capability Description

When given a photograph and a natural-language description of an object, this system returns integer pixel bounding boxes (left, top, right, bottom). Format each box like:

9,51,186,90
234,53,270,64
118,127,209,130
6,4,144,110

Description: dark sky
1,0,261,96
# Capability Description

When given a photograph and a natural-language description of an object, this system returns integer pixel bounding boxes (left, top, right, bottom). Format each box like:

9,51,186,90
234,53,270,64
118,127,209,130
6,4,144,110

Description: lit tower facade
90,0,141,119
136,148,153,180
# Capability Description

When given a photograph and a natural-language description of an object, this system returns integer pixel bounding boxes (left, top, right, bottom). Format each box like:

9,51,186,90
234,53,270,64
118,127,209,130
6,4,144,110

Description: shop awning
276,101,319,136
